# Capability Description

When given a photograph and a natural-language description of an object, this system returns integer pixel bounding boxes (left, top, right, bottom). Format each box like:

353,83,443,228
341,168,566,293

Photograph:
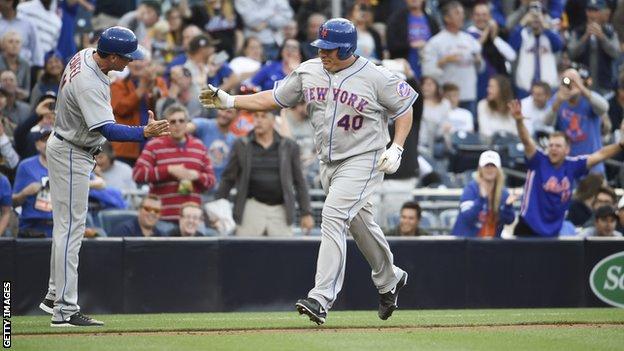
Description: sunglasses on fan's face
142,205,161,214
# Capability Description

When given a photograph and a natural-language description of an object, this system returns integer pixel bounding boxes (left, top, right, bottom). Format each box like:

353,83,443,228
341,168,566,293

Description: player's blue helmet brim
311,18,357,60
98,26,145,61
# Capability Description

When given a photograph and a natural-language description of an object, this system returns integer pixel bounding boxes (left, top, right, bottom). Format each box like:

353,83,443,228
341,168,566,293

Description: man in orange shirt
111,49,168,165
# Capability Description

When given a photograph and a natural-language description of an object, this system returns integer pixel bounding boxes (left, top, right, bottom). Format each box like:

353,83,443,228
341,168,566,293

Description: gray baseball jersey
273,57,418,163
55,49,115,147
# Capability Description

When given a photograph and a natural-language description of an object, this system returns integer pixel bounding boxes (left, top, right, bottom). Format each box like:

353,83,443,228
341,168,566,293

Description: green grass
10,308,624,351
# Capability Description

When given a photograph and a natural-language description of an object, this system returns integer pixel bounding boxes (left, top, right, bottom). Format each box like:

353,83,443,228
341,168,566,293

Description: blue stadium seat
97,209,138,237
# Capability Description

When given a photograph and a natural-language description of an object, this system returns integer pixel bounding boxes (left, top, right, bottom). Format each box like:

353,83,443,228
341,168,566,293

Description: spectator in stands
521,81,553,136
581,205,623,237
111,49,168,166
184,34,218,90
347,3,383,61
0,31,30,100
419,76,450,156
300,13,326,60
422,1,482,117
467,3,517,101
182,0,241,58
0,109,18,171
616,196,624,233
13,92,55,159
0,0,41,67
385,201,429,236
12,128,52,237
282,19,298,42
279,101,317,186
165,25,203,78
0,70,29,126
217,110,313,236
568,0,621,96
111,195,163,237
206,47,237,92
234,0,293,60
0,172,11,236
159,65,204,119
566,173,604,226
509,3,562,97
607,76,624,134
442,83,474,134
509,99,624,237
153,7,184,65
118,0,161,47
133,104,216,223
387,0,439,79
249,39,302,91
94,142,138,192
503,0,563,31
544,68,610,173
17,0,61,68
29,50,63,109
167,202,204,237
451,150,516,237
187,109,237,187
477,75,516,138
229,36,263,82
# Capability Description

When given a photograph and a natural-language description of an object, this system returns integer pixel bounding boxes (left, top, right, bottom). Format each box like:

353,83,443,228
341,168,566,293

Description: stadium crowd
0,0,623,238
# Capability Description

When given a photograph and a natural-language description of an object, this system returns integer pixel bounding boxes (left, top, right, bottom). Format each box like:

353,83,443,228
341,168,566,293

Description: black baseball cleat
50,312,104,327
295,297,327,325
378,272,408,320
39,298,54,315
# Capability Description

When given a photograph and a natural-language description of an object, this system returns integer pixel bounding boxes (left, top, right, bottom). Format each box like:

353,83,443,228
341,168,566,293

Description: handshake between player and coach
199,85,405,175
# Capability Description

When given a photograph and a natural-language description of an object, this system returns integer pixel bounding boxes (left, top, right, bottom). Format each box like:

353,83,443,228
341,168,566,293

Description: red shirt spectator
133,104,215,222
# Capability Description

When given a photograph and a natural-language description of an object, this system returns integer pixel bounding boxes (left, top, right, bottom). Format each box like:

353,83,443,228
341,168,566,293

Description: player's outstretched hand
199,84,234,109
143,110,170,138
377,143,403,174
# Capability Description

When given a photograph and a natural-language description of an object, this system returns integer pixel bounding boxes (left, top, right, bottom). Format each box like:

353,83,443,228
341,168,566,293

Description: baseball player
38,26,169,327
200,18,417,324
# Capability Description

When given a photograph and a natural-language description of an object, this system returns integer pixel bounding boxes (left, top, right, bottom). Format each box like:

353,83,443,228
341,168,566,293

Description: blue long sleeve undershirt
96,123,146,142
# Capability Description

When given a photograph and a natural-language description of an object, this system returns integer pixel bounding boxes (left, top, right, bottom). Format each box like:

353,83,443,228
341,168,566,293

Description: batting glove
199,84,235,109
377,143,403,174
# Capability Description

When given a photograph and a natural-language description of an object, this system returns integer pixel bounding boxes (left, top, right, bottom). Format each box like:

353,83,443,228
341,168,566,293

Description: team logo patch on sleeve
396,81,411,97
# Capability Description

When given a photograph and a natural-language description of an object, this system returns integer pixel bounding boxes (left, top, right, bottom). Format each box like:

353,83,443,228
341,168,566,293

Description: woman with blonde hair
182,0,242,57
451,150,516,237
477,74,516,137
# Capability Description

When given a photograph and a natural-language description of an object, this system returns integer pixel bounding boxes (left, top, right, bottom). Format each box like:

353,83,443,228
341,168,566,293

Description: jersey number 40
337,114,363,131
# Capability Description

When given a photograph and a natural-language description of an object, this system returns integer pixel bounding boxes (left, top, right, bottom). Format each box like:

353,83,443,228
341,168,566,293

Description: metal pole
332,0,341,18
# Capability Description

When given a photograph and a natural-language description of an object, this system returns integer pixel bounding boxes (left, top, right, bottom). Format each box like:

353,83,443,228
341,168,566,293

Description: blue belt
54,133,102,156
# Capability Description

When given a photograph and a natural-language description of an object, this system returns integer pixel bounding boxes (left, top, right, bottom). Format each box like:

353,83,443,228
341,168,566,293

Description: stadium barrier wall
2,237,622,315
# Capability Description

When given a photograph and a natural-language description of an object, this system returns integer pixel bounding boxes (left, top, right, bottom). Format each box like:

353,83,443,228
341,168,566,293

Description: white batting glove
377,143,403,174
199,84,235,109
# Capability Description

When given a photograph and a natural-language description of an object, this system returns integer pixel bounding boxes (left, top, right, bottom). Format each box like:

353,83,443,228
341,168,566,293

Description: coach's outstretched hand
199,84,235,109
377,143,403,174
143,110,170,138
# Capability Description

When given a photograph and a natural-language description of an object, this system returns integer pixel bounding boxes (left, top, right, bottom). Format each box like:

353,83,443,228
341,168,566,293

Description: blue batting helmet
310,18,357,60
97,26,145,61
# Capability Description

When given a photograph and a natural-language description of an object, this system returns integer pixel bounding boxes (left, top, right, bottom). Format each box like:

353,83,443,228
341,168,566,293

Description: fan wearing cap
40,26,169,328
29,50,64,110
580,205,623,237
509,99,624,237
13,91,57,159
451,150,516,237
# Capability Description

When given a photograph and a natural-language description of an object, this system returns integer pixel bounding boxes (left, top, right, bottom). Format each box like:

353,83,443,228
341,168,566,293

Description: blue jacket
451,180,515,237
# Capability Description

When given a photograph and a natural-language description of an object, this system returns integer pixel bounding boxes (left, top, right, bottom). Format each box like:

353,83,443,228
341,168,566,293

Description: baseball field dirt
10,308,624,350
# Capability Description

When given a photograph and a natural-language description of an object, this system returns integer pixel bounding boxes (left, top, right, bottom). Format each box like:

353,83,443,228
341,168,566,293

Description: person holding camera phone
13,92,57,159
509,0,563,97
544,68,610,173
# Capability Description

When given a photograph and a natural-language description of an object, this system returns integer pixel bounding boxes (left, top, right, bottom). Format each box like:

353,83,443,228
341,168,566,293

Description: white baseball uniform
45,49,116,322
273,57,418,310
